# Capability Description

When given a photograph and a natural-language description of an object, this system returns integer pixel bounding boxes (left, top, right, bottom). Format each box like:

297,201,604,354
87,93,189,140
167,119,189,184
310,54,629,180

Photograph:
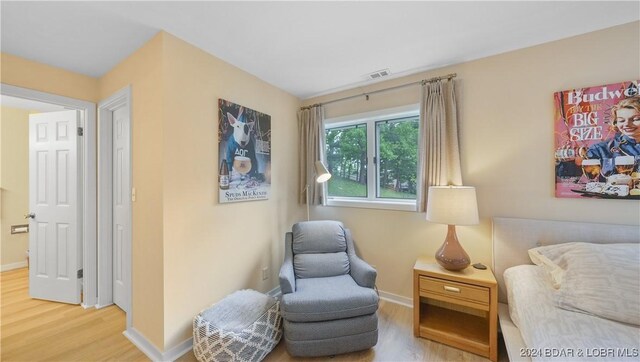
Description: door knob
24,212,35,219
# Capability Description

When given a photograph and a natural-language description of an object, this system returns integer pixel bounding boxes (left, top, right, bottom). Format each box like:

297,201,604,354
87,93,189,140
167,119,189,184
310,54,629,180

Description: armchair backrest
291,220,350,279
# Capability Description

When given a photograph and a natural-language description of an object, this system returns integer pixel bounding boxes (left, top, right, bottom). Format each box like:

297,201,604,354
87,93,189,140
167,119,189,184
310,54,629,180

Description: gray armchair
279,220,379,357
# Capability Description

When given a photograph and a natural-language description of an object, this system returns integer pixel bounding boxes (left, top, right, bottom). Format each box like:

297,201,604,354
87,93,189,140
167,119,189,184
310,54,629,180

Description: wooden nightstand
413,257,498,362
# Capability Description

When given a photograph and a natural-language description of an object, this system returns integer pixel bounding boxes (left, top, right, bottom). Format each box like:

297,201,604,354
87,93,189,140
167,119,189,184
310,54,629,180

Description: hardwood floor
3,267,507,361
1,268,148,362
179,298,508,362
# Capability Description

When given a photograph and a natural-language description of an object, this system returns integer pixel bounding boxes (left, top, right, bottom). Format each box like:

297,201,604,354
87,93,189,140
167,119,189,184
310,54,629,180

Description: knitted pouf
193,290,282,362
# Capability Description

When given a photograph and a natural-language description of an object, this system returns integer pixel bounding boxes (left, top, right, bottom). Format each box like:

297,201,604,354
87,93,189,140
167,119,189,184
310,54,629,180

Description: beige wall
305,21,640,299
0,107,30,267
1,53,99,103
99,32,167,349
161,33,301,349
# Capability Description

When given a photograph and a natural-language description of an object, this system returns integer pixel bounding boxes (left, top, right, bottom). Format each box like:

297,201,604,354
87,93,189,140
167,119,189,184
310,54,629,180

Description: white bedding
504,265,640,362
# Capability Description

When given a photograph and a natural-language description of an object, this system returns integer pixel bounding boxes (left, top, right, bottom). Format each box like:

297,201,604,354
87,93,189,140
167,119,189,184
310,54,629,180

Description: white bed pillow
528,242,579,287
530,242,640,326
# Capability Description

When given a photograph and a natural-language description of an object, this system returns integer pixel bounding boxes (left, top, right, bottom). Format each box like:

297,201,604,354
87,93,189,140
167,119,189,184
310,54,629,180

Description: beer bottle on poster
219,161,230,190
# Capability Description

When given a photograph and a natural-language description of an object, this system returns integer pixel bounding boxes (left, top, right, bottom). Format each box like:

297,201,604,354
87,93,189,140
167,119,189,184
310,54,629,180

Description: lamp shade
426,186,479,226
315,161,332,183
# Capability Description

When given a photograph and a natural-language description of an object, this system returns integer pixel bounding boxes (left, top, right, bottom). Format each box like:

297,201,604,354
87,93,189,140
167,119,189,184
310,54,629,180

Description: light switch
131,187,136,202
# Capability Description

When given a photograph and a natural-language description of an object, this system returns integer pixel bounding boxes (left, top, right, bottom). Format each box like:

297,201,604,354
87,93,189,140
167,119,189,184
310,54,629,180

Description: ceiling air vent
367,69,391,80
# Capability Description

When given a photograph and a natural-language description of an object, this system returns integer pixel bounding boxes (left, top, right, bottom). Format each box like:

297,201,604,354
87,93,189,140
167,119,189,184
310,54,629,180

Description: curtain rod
300,73,456,110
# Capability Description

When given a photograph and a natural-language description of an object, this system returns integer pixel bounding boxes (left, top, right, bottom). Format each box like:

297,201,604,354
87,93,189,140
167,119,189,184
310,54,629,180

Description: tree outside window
326,124,368,198
376,117,418,199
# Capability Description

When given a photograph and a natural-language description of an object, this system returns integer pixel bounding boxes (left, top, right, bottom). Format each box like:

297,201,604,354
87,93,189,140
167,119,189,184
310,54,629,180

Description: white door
28,110,81,304
112,106,130,312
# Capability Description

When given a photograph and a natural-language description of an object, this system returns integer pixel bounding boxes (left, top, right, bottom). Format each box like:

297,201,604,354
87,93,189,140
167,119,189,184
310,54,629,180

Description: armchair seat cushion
281,275,378,323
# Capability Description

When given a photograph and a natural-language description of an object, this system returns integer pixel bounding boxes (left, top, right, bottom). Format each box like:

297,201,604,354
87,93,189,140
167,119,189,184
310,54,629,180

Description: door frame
1,83,97,308
97,86,132,328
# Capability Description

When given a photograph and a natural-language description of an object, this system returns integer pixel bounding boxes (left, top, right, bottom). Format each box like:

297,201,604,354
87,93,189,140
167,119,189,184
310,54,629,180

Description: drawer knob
443,286,461,293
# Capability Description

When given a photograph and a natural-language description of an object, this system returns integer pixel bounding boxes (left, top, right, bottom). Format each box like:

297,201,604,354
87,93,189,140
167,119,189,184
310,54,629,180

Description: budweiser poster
217,99,271,203
554,80,640,199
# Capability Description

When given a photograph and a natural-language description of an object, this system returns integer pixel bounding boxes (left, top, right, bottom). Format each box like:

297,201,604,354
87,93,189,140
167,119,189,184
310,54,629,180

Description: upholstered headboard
492,217,640,303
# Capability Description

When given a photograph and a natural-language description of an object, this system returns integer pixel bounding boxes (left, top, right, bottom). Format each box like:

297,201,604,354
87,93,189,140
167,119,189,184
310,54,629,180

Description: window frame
324,104,420,212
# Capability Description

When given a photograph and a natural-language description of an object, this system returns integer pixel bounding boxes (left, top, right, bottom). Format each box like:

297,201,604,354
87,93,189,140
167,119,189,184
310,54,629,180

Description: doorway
1,84,97,308
97,86,132,327
1,84,133,329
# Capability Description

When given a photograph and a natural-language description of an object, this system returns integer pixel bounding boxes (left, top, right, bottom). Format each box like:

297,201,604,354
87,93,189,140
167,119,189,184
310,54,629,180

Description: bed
492,217,640,362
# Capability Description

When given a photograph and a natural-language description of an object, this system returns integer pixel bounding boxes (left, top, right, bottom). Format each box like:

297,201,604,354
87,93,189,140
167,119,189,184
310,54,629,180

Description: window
325,124,368,198
324,105,419,211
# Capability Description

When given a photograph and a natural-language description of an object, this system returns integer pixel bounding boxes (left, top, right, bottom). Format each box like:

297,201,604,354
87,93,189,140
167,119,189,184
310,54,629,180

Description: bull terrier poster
218,99,271,203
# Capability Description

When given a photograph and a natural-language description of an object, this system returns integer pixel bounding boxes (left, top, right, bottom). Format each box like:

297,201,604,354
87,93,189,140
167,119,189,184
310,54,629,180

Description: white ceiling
1,1,638,99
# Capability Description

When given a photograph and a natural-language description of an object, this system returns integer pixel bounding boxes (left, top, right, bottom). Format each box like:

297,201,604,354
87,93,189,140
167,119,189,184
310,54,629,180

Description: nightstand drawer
419,276,489,305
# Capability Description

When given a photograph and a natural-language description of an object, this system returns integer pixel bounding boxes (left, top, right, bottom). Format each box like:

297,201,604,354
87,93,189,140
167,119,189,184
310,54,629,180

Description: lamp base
435,225,470,271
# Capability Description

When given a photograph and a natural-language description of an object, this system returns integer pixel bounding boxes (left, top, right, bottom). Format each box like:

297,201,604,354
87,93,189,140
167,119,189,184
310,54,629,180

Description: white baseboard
378,289,413,308
123,328,163,361
164,336,194,362
267,285,281,298
124,327,193,362
1,261,27,272
95,302,114,309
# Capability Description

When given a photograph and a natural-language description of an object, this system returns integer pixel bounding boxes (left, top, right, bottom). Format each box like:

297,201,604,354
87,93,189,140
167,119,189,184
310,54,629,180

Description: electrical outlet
262,267,269,280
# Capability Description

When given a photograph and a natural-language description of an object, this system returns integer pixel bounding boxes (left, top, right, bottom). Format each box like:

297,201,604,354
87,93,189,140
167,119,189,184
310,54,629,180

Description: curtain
416,79,462,212
298,106,326,205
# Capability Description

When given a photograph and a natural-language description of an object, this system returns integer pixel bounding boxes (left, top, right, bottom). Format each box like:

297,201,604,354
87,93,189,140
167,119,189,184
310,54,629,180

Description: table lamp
426,186,479,271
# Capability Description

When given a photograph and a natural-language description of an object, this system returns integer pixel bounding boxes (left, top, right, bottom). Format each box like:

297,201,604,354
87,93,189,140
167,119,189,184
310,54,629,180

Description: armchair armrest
349,255,377,288
344,228,377,288
279,232,295,294
279,262,295,294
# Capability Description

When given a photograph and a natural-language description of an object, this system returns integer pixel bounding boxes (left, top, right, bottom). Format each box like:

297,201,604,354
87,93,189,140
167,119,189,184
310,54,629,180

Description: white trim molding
124,327,193,362
325,198,416,212
378,289,413,308
266,285,282,298
98,85,132,327
95,302,114,310
1,261,28,272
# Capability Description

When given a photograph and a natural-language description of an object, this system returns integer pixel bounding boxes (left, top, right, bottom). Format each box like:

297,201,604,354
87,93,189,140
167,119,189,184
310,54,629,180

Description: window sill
325,198,417,212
